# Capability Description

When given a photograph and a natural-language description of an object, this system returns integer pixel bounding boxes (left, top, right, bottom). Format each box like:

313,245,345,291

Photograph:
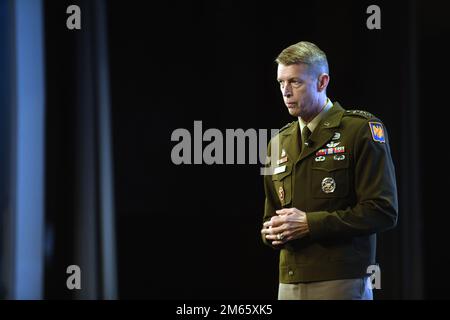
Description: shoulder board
344,110,375,119
279,121,296,133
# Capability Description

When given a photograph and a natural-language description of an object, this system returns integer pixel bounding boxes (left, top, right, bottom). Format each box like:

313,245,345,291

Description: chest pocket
272,165,292,207
311,155,350,198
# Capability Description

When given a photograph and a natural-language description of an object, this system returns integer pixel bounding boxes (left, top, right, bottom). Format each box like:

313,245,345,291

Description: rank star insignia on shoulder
344,109,375,119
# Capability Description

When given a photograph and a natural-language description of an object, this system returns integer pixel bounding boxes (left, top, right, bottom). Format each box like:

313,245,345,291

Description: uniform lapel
297,102,345,162
279,120,301,160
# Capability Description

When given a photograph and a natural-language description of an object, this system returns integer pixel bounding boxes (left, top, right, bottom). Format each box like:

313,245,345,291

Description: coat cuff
306,211,328,240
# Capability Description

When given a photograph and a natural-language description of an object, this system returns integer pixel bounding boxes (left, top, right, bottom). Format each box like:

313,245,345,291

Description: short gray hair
275,41,329,76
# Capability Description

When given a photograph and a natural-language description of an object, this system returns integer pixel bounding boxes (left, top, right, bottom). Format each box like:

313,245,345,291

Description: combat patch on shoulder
279,121,296,133
368,122,386,143
344,110,375,119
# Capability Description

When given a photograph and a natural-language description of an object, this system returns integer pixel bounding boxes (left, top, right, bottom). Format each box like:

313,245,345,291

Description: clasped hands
261,208,310,246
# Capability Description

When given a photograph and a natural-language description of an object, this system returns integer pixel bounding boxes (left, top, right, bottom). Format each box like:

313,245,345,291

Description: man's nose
283,86,292,98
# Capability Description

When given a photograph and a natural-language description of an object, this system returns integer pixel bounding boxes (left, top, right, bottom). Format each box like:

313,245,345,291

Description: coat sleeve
261,139,282,249
306,120,398,240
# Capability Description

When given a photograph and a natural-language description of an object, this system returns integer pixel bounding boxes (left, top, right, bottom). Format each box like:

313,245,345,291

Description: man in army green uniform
261,41,398,300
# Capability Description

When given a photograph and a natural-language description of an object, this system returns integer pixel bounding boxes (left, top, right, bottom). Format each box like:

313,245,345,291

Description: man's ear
317,73,330,92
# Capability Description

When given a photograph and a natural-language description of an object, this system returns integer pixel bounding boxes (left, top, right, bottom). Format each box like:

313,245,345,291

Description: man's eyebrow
277,77,301,82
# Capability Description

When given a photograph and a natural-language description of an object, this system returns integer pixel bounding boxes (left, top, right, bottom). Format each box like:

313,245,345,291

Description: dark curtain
0,0,14,300
44,0,117,299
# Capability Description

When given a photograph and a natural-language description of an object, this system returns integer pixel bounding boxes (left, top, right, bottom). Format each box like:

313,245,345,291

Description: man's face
277,63,321,119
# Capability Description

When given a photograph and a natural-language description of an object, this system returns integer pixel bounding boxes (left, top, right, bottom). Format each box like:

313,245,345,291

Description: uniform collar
298,98,333,134
279,101,345,162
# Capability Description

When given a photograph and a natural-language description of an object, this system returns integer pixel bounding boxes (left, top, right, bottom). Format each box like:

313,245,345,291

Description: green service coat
262,102,398,283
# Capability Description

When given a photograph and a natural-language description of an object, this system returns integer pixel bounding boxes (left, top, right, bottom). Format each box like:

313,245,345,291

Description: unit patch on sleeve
368,122,386,143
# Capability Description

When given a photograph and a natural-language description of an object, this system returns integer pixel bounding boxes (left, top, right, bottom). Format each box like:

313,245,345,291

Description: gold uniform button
288,270,294,276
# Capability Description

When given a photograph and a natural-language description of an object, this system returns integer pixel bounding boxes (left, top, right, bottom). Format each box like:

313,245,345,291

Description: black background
42,0,450,299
